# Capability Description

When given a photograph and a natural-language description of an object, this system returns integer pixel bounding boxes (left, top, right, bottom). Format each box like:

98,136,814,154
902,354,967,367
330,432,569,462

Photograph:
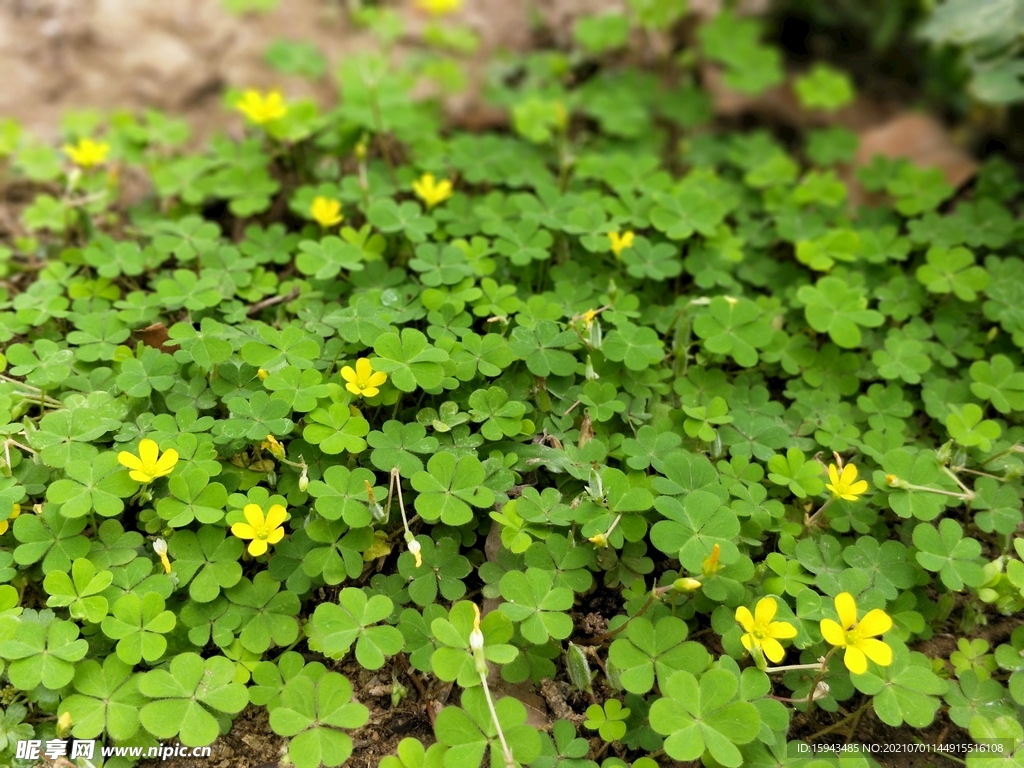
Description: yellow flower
826,463,868,501
415,0,463,16
589,532,608,548
820,592,893,675
310,196,344,228
262,435,285,461
608,231,635,260
735,597,797,664
231,503,288,557
341,358,388,398
235,89,288,125
118,439,179,484
0,503,20,536
412,173,453,209
257,368,269,381
63,138,110,168
582,309,599,330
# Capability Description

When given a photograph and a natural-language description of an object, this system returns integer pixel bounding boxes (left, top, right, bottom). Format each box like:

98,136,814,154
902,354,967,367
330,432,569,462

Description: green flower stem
479,671,515,768
902,482,973,500
941,466,974,496
805,646,839,713
594,583,678,642
387,466,413,541
765,660,825,674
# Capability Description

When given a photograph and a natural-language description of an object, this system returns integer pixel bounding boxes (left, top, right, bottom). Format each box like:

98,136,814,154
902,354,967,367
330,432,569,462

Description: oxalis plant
0,1,1024,767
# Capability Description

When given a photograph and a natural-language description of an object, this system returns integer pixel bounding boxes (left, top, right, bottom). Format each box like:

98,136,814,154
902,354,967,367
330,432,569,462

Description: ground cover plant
0,2,1023,767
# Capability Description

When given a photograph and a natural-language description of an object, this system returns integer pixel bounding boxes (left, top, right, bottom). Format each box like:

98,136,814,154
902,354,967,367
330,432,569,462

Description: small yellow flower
826,463,869,501
63,138,110,168
608,231,635,260
0,503,20,536
735,597,797,664
820,592,893,675
582,309,599,330
118,439,179,484
153,538,172,574
231,503,288,557
257,368,269,381
262,435,285,461
310,196,344,228
589,532,608,548
412,173,453,209
415,0,463,16
235,89,288,125
341,358,388,398
469,602,484,651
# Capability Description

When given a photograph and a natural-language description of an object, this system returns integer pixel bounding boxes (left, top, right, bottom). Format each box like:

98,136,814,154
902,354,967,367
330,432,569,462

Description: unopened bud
257,368,269,381
589,532,608,548
153,538,171,574
701,543,722,576
584,355,599,381
57,711,72,738
811,681,830,701
674,577,701,592
885,473,908,489
298,467,309,492
408,539,422,568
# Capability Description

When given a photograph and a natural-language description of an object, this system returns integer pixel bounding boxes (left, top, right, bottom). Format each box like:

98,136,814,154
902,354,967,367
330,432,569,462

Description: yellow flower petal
248,539,269,557
849,480,868,496
368,371,388,387
243,504,266,530
264,504,288,530
767,621,797,640
828,464,840,488
340,366,357,384
231,523,257,540
840,464,858,485
754,597,777,625
857,638,893,667
118,451,143,471
344,382,362,396
0,520,8,536
735,606,755,633
819,618,847,647
857,609,892,638
129,470,155,484
843,645,868,675
355,358,373,379
761,637,786,663
835,592,857,630
360,386,380,397
138,439,159,467
267,526,286,545
739,633,754,653
155,448,179,474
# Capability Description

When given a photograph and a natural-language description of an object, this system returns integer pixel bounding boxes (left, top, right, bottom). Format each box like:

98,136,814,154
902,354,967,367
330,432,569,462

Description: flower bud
57,711,73,738
263,435,285,461
674,577,701,592
589,532,608,548
702,543,721,576
811,681,830,701
408,539,422,568
885,473,908,489
153,538,172,574
298,467,309,492
257,368,269,381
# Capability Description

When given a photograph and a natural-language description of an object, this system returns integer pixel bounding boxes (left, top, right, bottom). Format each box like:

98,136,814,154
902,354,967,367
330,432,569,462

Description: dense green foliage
0,3,1023,768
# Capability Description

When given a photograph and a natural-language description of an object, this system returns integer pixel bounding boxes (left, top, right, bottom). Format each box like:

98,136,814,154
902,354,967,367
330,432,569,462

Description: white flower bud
408,539,422,568
470,627,485,651
153,538,168,556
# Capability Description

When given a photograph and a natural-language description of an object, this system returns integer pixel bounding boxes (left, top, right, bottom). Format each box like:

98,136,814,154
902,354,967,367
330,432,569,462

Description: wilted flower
153,538,172,574
408,539,423,568
118,439,179,484
262,435,286,461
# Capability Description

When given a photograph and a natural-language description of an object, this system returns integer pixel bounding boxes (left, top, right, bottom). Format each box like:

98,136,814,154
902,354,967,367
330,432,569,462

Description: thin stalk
479,674,515,768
